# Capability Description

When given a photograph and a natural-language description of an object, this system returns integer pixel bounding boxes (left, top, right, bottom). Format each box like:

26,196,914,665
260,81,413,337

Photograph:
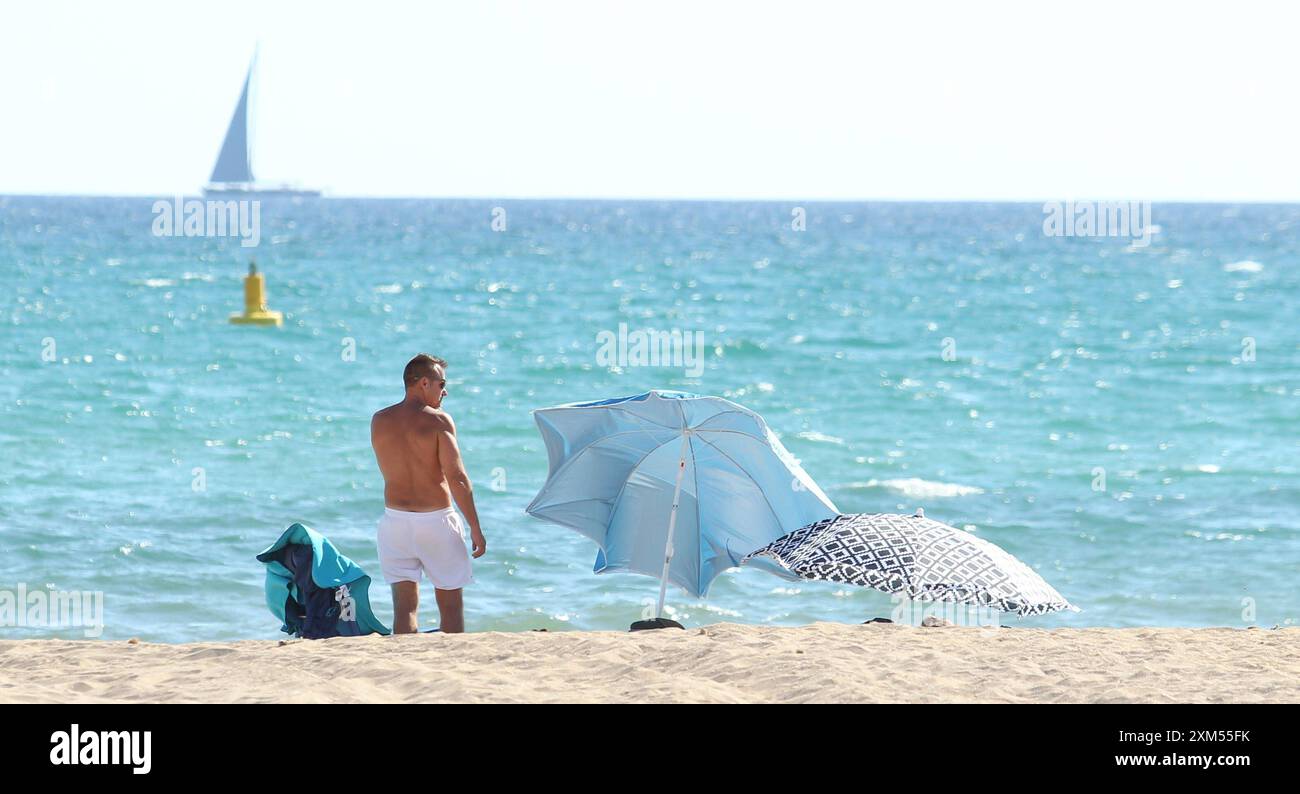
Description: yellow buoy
229,262,283,326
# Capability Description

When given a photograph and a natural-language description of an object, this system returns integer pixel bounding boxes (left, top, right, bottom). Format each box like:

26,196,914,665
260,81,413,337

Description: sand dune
1,623,1297,704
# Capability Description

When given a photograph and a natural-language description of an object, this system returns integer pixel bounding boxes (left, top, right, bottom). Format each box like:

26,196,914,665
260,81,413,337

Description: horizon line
5,191,1300,206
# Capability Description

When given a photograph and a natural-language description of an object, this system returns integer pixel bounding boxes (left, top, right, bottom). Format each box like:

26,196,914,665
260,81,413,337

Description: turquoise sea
2,197,1297,641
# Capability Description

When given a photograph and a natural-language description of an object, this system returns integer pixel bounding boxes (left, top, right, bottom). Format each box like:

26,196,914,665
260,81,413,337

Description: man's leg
391,581,419,634
434,588,464,633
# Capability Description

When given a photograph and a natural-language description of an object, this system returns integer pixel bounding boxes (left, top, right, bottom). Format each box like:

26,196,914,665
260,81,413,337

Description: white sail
202,49,319,197
209,58,254,184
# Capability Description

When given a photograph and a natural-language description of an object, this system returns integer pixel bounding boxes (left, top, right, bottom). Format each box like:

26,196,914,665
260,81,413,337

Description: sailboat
204,52,321,198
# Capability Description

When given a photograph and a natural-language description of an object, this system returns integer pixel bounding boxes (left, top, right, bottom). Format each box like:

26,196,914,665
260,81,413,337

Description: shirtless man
370,354,486,633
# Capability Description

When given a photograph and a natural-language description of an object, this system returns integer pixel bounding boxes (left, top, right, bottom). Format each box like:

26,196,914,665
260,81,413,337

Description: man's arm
435,414,486,558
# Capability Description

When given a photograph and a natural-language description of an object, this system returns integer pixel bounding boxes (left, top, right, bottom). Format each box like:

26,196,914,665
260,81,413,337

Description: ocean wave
845,478,984,498
1223,260,1263,273
796,431,845,445
715,339,769,357
1184,530,1252,542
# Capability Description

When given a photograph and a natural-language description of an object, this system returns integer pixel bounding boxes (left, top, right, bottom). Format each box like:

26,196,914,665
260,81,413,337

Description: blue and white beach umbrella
526,391,838,618
744,510,1079,617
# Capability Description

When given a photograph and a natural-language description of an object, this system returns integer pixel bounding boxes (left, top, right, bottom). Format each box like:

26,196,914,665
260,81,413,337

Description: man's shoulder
371,402,401,422
417,407,454,432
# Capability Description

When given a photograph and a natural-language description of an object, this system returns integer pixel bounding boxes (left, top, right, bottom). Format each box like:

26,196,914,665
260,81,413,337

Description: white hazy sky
3,0,1298,200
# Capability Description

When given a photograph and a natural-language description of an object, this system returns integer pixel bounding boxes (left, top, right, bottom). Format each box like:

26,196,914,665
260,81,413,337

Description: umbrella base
629,618,685,632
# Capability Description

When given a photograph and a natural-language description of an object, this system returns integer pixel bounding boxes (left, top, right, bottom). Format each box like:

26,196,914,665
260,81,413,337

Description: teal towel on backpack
256,523,390,638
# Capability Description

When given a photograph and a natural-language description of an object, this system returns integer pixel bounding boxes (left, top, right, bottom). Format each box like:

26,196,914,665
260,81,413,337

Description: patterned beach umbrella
743,510,1078,616
526,390,838,620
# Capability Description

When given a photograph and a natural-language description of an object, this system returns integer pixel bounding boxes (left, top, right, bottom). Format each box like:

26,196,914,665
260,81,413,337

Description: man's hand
471,528,487,558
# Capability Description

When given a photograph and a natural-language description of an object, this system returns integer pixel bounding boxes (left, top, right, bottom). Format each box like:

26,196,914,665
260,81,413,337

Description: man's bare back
371,355,485,634
371,401,455,512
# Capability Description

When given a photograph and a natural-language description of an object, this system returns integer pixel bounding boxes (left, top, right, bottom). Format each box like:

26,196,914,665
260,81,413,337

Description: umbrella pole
655,432,691,619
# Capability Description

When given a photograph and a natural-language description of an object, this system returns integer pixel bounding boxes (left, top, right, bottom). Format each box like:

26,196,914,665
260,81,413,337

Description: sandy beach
2,623,1297,704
